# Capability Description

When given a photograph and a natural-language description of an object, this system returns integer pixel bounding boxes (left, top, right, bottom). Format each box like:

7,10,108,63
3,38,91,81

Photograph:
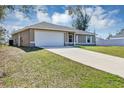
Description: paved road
46,47,124,78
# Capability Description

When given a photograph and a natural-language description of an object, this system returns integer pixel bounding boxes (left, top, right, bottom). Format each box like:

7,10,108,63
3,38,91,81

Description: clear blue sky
1,5,124,39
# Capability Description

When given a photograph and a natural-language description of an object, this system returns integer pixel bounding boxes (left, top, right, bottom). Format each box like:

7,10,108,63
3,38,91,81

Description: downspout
18,33,20,46
73,33,76,46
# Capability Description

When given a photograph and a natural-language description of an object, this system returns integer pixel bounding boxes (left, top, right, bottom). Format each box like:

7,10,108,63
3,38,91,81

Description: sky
1,5,124,39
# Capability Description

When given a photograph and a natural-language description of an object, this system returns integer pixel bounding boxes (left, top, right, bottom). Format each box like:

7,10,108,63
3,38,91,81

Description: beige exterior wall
12,29,35,47
12,33,19,46
19,29,30,46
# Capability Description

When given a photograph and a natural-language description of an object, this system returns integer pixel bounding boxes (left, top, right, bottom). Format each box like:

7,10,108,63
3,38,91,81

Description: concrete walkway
46,47,124,78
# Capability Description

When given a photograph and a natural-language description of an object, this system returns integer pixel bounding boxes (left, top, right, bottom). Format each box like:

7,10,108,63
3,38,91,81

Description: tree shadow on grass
17,46,43,52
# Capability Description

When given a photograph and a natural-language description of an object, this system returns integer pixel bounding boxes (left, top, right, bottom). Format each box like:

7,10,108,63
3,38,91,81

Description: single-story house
12,22,96,47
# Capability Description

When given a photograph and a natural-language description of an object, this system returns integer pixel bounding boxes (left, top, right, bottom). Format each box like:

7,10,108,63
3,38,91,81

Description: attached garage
35,30,65,47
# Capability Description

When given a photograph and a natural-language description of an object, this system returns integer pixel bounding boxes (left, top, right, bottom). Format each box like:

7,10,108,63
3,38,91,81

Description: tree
0,26,7,44
0,5,35,21
0,5,47,44
107,33,113,40
68,6,93,31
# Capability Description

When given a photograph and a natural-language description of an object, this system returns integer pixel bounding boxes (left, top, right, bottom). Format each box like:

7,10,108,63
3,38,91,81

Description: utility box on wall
9,40,13,46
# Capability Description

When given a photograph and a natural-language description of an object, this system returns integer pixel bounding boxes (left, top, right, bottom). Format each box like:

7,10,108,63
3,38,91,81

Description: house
12,22,96,47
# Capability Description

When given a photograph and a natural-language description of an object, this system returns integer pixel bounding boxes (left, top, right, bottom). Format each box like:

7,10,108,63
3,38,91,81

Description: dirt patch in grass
0,46,26,87
0,46,25,65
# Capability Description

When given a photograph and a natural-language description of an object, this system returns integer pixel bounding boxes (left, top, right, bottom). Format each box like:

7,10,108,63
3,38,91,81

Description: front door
68,33,74,45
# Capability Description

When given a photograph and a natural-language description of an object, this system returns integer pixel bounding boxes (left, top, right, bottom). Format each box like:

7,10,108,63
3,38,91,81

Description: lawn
0,46,124,88
80,46,124,58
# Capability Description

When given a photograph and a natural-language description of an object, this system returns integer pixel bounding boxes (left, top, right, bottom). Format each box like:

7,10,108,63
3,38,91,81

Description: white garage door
35,30,64,47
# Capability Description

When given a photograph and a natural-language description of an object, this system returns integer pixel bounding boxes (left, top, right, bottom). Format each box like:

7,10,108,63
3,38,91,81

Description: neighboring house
12,22,96,47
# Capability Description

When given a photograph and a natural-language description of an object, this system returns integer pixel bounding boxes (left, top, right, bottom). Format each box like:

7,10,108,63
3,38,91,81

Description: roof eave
12,27,76,35
11,27,30,35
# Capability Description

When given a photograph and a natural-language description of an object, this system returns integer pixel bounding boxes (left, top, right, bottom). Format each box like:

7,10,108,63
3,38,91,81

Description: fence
96,38,124,46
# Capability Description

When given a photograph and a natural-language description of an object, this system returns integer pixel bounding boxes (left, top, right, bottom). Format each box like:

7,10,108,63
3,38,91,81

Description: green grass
0,46,124,87
80,46,124,58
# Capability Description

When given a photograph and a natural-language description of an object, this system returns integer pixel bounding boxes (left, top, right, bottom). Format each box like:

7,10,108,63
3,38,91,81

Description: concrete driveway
46,47,124,78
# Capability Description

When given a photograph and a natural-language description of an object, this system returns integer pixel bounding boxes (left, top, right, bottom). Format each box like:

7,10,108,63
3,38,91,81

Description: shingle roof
12,22,94,35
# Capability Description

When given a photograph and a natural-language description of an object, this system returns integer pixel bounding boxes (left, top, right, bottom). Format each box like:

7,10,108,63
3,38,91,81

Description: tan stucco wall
12,33,19,46
20,29,30,46
12,29,34,47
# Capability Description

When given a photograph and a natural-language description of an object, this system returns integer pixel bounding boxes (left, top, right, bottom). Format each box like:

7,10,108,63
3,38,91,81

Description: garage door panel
35,30,64,47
